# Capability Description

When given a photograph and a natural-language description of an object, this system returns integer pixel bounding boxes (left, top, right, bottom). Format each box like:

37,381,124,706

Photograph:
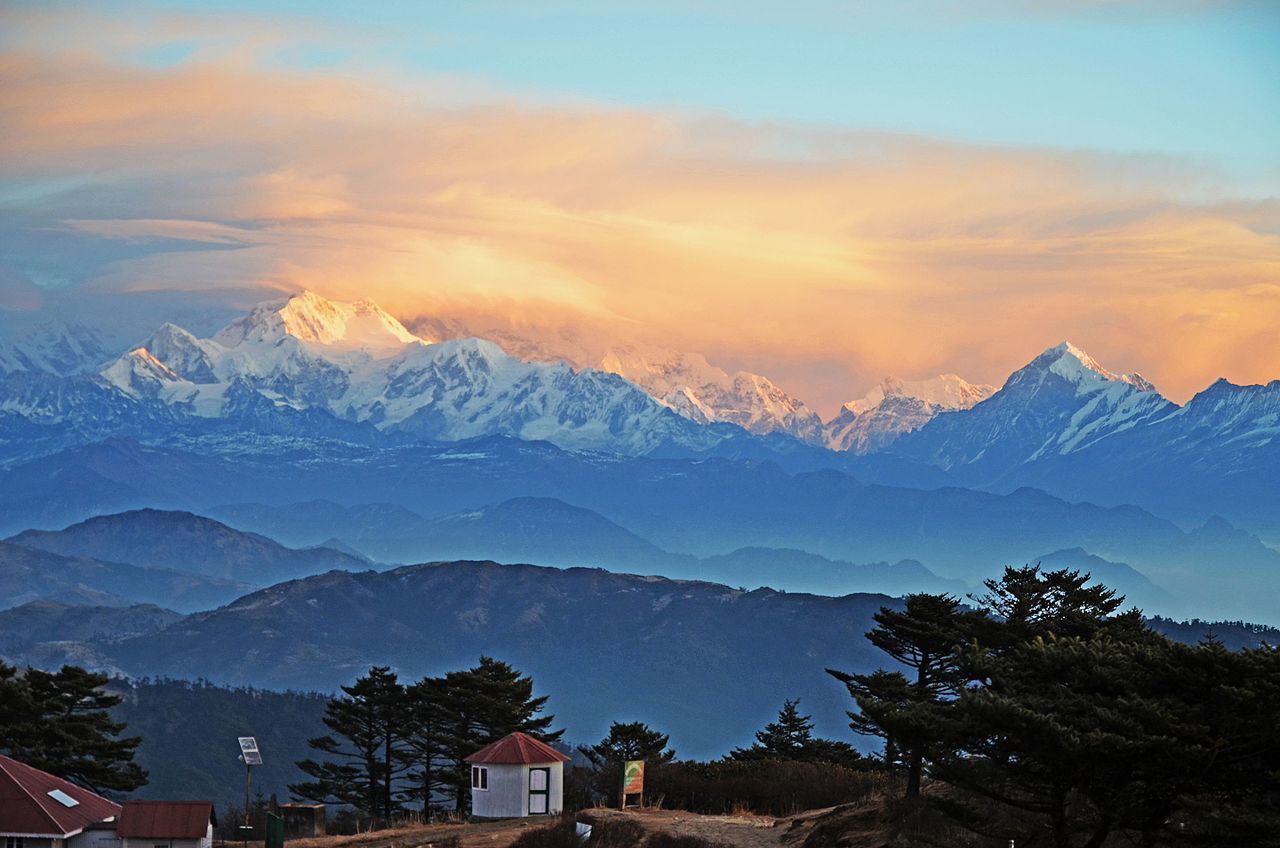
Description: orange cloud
2,13,1277,413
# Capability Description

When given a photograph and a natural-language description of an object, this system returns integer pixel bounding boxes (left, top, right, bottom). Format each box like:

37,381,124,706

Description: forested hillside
109,678,329,810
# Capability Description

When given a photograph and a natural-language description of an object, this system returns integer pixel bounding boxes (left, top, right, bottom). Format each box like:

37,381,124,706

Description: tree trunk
906,748,923,799
906,652,929,800
1050,787,1069,848
1082,814,1113,848
383,734,393,823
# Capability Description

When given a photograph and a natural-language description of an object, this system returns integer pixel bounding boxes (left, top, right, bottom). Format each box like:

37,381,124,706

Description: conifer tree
0,663,147,793
291,666,409,824
433,657,562,811
582,721,676,767
400,676,448,815
730,700,865,767
828,593,978,798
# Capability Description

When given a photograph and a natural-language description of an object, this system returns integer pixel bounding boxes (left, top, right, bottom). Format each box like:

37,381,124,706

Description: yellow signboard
622,760,645,795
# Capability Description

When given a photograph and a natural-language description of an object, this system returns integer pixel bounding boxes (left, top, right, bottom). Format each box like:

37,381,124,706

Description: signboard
239,736,264,766
622,760,644,795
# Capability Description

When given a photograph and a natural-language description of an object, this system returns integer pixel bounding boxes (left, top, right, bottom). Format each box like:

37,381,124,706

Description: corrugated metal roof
117,800,214,839
0,754,122,837
465,732,570,765
118,800,214,839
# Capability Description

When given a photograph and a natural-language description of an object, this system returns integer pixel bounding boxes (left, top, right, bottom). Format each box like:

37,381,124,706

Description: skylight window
47,789,79,807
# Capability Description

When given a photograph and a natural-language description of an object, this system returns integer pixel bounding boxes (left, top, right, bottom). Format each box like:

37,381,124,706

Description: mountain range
3,555,1275,763
1,289,1278,622
2,450,1268,619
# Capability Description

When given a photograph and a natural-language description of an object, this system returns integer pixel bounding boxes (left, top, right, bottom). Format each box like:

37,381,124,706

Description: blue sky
64,0,1280,193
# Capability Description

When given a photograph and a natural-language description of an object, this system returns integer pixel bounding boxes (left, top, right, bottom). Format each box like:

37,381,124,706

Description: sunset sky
2,1,1278,412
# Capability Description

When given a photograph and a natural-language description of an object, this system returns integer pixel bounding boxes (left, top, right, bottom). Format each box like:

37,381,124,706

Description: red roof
118,800,214,839
465,732,570,765
0,754,122,837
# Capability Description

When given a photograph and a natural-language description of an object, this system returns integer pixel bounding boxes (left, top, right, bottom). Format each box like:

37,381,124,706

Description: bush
589,817,646,847
648,759,888,817
645,835,732,848
508,816,580,848
509,814,644,848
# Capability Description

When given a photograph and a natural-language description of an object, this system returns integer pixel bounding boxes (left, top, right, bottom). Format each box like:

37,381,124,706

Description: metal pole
245,763,253,837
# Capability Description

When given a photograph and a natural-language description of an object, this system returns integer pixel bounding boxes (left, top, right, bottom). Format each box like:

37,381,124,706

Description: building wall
469,762,564,819
3,838,59,848
470,764,524,819
121,833,209,848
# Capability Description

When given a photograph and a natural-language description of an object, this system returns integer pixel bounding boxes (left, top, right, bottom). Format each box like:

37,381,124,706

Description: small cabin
117,801,214,848
278,803,325,838
465,732,570,819
0,754,122,848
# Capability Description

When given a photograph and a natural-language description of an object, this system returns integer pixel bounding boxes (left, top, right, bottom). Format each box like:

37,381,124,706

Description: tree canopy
0,662,147,794
829,566,1280,847
291,657,561,821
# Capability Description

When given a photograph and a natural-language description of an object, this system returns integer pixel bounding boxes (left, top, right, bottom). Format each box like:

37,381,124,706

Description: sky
1,0,1278,413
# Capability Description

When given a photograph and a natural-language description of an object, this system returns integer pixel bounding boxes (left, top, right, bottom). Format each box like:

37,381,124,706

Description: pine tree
0,663,147,793
291,666,409,824
433,657,562,811
731,699,814,760
828,593,977,799
400,676,448,816
582,721,676,767
970,564,1141,648
579,721,676,805
730,699,865,768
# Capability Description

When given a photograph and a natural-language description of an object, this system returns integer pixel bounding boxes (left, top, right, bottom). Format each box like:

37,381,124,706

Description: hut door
528,767,550,815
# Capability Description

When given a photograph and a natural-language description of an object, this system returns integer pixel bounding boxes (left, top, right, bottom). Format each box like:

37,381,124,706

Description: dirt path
585,807,789,847
284,818,544,848
261,804,875,848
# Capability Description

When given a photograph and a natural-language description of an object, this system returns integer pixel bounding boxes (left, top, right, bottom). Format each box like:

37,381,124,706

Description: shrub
508,814,645,848
645,835,732,848
508,816,581,848
592,817,646,847
648,759,888,817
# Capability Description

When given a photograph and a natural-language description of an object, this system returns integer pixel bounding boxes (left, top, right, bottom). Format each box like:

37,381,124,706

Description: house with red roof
117,801,214,848
0,755,122,848
464,732,570,819
0,757,213,848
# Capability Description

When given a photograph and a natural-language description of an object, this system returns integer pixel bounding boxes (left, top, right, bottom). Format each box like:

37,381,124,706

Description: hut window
7,838,25,848
471,766,489,791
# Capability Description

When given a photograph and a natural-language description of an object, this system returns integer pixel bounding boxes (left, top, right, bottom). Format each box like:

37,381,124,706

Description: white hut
465,732,570,818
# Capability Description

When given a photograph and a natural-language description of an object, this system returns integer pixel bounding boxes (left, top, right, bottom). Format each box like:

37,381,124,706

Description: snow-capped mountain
0,321,112,376
887,342,1175,478
598,345,824,442
825,375,996,453
215,291,428,352
993,375,1280,535
403,317,824,442
71,292,720,456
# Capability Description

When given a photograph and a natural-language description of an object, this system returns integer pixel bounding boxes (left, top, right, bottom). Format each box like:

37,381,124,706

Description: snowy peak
0,321,110,376
143,323,221,384
843,374,996,416
100,347,184,397
1014,342,1158,395
598,343,823,441
214,291,424,354
825,374,994,453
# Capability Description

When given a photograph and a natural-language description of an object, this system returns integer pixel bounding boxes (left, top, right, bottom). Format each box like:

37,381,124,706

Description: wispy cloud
2,8,1277,410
